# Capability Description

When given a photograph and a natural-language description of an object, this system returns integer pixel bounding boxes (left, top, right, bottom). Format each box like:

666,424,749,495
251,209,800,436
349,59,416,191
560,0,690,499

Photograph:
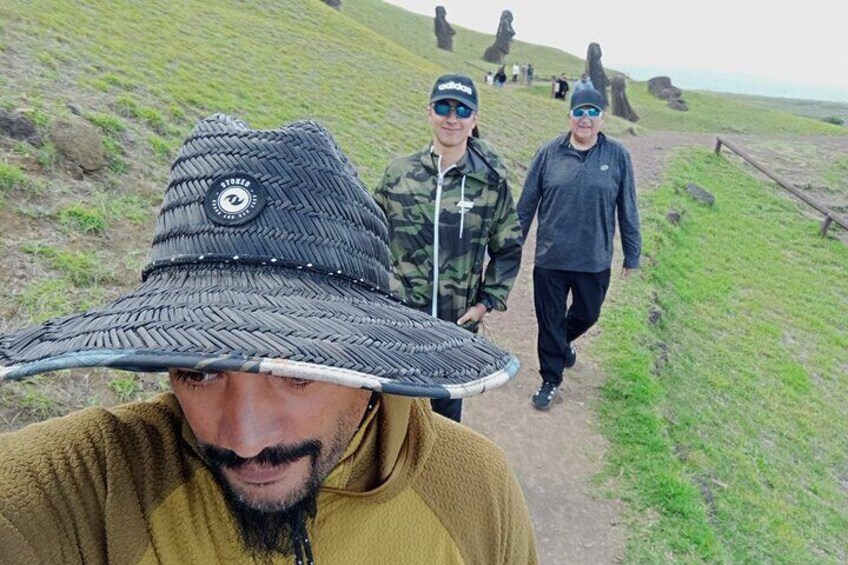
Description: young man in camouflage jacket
374,74,523,422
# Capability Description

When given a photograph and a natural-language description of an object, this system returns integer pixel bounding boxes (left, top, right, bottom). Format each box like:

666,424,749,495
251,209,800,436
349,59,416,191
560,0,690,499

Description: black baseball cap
430,74,478,111
570,88,605,110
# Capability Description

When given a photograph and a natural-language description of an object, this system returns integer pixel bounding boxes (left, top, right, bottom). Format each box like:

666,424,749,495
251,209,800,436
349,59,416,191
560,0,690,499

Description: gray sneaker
532,381,559,410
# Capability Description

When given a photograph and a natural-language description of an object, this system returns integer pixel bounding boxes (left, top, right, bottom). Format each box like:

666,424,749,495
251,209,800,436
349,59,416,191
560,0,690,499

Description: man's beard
201,441,327,561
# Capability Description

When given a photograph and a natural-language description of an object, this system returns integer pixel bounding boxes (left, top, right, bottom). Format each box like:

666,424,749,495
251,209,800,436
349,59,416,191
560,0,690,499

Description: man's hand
457,303,488,326
622,268,637,278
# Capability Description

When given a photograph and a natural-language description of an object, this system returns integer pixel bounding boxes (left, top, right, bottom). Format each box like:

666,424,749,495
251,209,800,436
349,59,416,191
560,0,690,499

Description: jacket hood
419,137,508,186
321,395,435,502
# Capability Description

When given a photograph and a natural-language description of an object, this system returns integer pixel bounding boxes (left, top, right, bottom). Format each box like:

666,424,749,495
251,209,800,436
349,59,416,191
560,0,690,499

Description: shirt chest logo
457,199,474,215
600,164,610,171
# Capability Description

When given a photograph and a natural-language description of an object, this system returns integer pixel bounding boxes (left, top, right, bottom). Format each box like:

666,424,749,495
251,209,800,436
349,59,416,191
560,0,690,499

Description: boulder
50,118,106,173
0,109,42,146
685,183,715,206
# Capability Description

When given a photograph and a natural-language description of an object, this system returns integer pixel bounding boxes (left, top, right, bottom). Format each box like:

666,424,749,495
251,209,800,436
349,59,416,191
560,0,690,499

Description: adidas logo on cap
438,81,473,95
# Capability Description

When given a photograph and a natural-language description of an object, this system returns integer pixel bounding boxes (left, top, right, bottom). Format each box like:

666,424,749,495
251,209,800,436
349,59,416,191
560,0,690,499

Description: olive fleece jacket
0,393,537,564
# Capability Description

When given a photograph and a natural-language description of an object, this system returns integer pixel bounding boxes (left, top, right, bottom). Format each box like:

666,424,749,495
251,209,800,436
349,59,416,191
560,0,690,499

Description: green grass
596,148,848,563
21,243,114,287
86,112,127,135
109,376,142,403
823,156,848,195
0,162,26,194
57,203,108,234
626,83,845,135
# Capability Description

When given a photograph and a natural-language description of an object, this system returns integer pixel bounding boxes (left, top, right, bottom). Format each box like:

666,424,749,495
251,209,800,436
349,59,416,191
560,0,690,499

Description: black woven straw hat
0,115,518,398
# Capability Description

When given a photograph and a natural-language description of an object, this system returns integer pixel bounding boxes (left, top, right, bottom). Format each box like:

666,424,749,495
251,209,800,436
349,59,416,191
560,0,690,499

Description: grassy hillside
722,93,848,125
1,1,847,562
0,0,637,420
626,82,845,135
344,0,586,80
595,149,848,563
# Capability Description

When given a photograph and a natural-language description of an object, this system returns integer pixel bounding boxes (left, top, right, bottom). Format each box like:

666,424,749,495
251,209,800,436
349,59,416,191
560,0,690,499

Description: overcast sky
383,0,848,101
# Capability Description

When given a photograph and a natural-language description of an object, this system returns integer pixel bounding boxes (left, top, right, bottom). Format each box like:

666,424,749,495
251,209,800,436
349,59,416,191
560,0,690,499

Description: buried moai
483,10,515,64
586,42,611,107
648,76,688,111
611,76,639,122
321,0,341,10
434,6,456,51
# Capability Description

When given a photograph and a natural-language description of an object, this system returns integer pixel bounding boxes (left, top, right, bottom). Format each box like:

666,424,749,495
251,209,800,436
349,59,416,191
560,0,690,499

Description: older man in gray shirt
517,88,641,411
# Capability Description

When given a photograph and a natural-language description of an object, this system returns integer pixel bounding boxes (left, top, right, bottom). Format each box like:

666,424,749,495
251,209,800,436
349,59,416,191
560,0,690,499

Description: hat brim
0,264,518,399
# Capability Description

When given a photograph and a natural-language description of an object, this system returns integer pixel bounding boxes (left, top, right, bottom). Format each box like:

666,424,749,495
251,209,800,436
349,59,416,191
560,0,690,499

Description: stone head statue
611,76,639,122
483,9,515,64
434,5,456,51
585,41,610,106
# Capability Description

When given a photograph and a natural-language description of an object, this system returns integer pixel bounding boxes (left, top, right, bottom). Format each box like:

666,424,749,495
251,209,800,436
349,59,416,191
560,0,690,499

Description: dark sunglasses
570,106,602,118
432,100,475,119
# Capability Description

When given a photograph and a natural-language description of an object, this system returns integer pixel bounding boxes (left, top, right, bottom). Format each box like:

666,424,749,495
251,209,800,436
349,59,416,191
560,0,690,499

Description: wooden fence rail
714,136,848,237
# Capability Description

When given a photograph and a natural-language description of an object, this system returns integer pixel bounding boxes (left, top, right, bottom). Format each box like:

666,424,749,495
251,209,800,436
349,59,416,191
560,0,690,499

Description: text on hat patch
438,81,473,95
204,173,268,226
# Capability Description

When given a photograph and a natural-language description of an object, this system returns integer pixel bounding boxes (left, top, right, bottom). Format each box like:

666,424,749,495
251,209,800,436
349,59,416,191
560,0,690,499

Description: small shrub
107,193,159,224
15,278,74,322
148,135,172,161
0,163,26,192
821,116,845,126
19,388,58,420
36,51,57,69
37,142,59,170
110,377,142,402
57,204,108,234
22,244,114,287
87,112,126,135
138,106,166,133
169,105,185,122
115,94,139,118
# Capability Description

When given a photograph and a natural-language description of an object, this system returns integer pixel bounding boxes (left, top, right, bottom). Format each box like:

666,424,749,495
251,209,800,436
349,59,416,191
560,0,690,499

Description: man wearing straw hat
374,74,523,423
0,116,537,564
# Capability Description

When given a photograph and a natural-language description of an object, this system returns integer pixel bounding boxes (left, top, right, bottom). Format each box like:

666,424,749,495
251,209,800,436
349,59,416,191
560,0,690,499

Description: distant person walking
527,63,534,85
512,62,520,83
374,74,523,422
556,74,570,101
517,88,641,411
495,66,507,88
573,73,594,94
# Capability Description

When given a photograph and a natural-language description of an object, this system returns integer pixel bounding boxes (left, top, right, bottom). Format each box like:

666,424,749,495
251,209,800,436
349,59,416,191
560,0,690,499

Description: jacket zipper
432,155,456,317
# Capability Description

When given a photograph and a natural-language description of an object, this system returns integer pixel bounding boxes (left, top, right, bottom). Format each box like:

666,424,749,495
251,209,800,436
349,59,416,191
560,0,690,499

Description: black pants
533,266,611,386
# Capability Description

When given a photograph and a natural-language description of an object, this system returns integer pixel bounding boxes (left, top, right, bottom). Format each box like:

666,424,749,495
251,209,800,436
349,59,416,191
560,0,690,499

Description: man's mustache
201,440,322,469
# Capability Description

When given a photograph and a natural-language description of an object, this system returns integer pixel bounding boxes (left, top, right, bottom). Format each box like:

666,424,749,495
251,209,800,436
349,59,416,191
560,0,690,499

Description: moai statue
483,10,515,64
434,6,456,51
611,77,639,122
586,42,611,107
647,76,688,110
321,0,341,10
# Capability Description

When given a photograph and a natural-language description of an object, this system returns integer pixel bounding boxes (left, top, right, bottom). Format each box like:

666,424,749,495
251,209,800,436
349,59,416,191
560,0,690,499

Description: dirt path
465,130,847,563
463,131,714,565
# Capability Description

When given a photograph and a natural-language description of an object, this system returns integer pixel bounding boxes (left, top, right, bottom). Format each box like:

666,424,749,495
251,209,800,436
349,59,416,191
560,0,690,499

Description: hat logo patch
600,164,610,171
438,81,473,95
204,174,267,226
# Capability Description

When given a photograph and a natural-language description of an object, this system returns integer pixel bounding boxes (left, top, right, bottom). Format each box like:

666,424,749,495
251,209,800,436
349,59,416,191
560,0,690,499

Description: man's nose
216,376,283,458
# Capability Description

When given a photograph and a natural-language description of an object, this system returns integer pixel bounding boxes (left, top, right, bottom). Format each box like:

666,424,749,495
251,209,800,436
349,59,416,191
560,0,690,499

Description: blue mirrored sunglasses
432,100,475,119
570,106,602,118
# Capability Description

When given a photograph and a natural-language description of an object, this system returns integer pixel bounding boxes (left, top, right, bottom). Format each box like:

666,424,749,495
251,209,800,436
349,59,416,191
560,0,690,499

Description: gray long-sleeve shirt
517,132,641,273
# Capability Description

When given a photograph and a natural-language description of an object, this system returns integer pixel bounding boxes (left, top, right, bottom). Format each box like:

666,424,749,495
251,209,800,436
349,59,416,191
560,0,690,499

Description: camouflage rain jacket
374,137,522,323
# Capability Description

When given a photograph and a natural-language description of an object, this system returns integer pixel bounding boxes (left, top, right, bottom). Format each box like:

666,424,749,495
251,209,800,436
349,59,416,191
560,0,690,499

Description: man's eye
173,369,219,386
286,377,312,389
